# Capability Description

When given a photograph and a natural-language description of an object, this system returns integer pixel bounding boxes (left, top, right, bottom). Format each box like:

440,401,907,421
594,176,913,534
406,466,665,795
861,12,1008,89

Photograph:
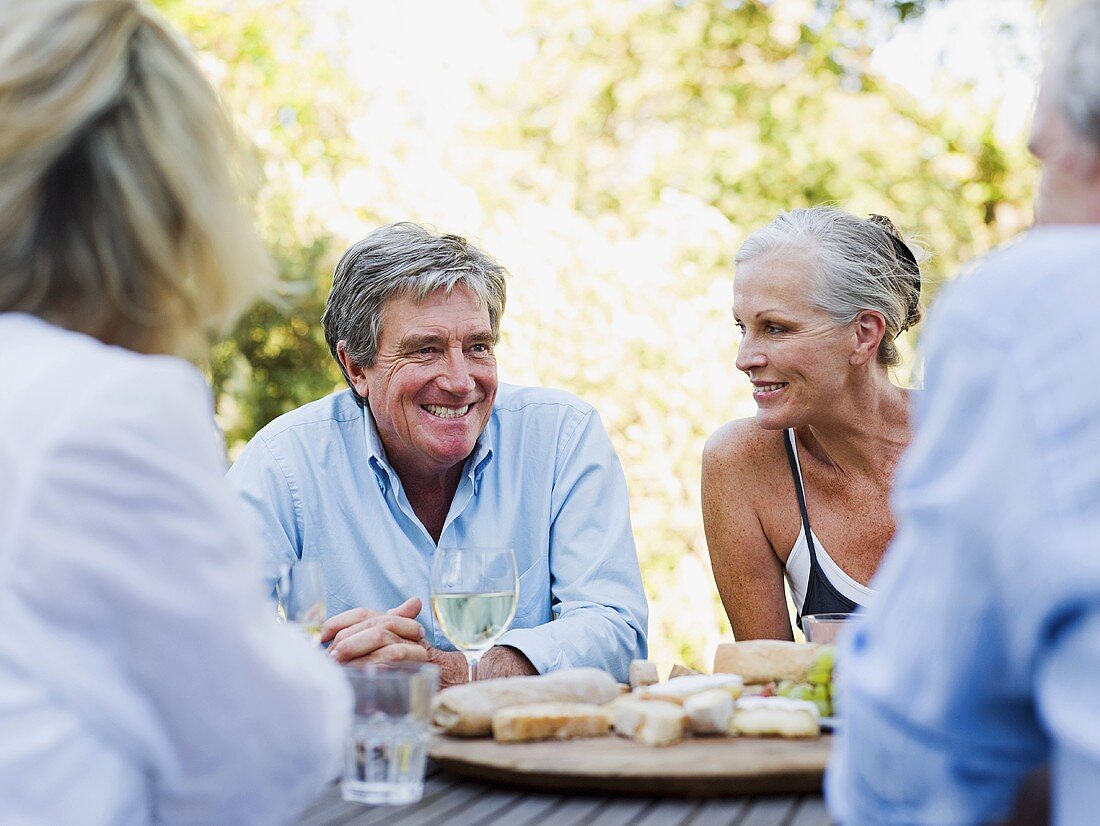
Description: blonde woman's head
0,0,274,357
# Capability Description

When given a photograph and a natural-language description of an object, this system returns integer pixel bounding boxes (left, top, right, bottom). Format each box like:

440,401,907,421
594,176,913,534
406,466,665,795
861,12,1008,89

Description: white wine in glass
277,560,327,644
430,547,518,682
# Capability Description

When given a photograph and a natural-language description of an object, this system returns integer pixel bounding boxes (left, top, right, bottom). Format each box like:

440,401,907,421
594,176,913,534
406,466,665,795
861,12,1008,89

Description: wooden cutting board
428,732,832,797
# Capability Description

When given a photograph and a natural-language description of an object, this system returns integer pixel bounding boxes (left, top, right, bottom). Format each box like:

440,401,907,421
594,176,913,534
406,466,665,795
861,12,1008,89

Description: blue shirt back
827,227,1100,824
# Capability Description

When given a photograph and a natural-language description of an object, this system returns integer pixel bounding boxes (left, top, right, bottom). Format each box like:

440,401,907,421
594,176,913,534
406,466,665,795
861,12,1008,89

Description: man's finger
329,617,426,661
343,644,430,667
386,596,422,619
320,606,384,643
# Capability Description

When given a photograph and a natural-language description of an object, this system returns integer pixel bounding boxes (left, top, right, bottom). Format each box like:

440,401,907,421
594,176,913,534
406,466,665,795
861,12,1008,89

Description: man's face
350,284,498,481
1029,74,1100,225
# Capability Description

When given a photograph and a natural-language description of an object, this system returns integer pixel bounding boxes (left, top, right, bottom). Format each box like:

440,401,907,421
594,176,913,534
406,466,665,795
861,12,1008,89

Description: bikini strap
783,428,821,568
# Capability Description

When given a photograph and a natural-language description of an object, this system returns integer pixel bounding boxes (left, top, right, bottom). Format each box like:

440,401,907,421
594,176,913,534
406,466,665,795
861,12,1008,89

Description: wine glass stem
465,651,481,683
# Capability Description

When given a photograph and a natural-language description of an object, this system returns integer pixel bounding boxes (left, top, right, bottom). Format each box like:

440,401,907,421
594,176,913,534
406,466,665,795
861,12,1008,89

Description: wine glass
277,560,327,644
429,547,518,682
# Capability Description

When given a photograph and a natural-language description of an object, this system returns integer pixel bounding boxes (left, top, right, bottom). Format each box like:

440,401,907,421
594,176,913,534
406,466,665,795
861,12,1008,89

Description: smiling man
227,223,648,686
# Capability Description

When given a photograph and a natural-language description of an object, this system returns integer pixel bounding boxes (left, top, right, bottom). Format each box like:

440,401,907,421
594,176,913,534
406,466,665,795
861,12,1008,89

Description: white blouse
0,314,351,825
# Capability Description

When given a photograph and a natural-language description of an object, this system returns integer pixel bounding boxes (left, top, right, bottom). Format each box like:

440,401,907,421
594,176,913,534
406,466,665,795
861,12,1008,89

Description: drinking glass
341,662,439,805
276,560,327,644
429,547,518,682
801,612,854,645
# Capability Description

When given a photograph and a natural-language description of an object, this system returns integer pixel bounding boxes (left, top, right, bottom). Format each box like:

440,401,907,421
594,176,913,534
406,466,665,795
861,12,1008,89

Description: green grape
811,645,836,672
776,679,795,695
814,698,832,717
789,683,815,702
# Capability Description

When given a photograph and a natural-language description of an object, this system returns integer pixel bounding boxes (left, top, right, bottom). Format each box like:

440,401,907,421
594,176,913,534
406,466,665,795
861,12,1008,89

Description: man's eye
471,343,491,353
765,324,785,334
734,322,746,334
416,347,437,355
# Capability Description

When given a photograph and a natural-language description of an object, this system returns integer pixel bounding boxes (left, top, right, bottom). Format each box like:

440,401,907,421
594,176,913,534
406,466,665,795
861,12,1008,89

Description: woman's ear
850,310,886,366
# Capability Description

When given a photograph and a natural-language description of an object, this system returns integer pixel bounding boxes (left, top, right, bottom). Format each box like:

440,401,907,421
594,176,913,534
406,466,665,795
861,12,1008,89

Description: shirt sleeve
226,429,304,596
6,359,350,825
826,292,1050,825
497,407,649,682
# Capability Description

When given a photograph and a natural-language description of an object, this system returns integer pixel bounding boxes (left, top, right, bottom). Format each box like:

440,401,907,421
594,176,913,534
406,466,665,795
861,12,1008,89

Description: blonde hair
0,0,275,357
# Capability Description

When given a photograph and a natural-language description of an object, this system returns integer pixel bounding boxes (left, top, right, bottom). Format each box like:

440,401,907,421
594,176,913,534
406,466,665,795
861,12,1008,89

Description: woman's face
732,248,855,429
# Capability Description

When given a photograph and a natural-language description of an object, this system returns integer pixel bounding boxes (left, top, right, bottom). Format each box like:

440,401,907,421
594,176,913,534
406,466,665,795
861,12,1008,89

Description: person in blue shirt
227,222,648,686
827,3,1100,822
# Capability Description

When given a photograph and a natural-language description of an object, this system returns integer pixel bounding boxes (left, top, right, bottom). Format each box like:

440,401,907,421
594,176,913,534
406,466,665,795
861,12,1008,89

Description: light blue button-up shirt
226,382,648,681
827,227,1100,825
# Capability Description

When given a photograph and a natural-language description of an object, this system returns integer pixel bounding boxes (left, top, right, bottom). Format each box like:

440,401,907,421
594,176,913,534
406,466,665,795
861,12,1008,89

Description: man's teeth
754,383,787,393
423,404,469,418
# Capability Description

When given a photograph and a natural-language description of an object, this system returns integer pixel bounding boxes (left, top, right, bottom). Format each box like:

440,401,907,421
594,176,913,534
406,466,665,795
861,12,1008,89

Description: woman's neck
798,376,911,481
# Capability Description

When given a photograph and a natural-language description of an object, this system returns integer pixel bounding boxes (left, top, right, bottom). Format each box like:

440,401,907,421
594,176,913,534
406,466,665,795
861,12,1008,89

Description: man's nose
438,349,475,394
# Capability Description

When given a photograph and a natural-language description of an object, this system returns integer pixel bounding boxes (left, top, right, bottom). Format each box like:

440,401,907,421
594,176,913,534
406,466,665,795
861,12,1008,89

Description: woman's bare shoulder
703,418,785,480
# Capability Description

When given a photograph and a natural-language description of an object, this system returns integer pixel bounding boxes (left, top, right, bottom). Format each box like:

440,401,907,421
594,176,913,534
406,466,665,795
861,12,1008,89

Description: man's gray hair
1050,0,1100,150
322,222,508,405
734,207,923,368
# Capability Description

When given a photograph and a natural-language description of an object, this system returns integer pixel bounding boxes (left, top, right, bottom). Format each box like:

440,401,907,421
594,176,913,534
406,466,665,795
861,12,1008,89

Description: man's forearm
427,645,538,688
480,645,538,679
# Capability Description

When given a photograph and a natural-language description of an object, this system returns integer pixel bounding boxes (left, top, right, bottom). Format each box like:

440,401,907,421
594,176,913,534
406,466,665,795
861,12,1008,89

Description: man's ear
850,310,887,367
336,340,370,399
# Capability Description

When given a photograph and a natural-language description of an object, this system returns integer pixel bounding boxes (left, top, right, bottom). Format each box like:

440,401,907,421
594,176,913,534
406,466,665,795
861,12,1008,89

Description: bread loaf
713,641,822,684
609,697,685,746
432,668,621,736
491,702,610,742
730,696,820,738
635,673,743,704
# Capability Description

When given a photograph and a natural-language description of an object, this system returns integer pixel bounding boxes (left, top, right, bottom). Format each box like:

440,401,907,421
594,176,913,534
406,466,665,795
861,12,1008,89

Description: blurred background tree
155,0,1037,673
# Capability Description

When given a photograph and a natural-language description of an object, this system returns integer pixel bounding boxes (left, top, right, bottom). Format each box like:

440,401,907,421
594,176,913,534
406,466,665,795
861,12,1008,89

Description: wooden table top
296,764,830,826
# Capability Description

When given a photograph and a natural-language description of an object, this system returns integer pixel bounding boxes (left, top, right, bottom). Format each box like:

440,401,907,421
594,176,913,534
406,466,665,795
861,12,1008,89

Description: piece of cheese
609,697,685,746
629,659,660,689
730,696,820,738
683,688,735,735
491,702,610,742
635,673,744,705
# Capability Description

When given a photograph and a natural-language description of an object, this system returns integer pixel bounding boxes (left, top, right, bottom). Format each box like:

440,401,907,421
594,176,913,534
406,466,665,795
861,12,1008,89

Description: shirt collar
360,404,496,494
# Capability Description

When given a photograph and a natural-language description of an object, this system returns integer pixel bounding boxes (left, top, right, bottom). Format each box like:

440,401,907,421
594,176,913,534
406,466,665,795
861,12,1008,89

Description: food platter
428,731,833,797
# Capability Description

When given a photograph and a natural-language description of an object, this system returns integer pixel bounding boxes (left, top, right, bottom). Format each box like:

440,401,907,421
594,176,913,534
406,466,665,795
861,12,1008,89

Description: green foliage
160,0,1031,673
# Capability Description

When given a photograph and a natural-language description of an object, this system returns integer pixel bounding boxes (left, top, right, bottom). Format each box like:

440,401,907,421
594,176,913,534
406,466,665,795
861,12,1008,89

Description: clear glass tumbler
801,612,855,645
341,662,439,806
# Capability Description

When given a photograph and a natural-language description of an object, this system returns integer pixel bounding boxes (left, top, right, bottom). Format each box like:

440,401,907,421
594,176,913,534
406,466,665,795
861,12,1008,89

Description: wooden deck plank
686,798,751,825
423,789,525,826
736,796,799,826
788,797,831,826
584,798,651,826
633,799,702,826
518,796,605,826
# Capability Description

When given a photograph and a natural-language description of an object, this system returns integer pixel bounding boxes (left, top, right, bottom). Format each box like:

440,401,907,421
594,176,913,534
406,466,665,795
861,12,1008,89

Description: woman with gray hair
0,1,350,822
702,207,922,640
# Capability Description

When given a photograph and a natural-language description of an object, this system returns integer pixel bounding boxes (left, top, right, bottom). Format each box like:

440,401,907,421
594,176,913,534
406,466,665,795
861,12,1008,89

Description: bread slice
433,668,621,736
713,641,822,684
635,673,744,704
730,696,820,738
491,702,610,742
609,697,685,746
683,688,735,735
629,659,659,689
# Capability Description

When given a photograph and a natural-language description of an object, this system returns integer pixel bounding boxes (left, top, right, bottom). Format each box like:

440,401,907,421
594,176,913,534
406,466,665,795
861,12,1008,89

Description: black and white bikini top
782,428,873,624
